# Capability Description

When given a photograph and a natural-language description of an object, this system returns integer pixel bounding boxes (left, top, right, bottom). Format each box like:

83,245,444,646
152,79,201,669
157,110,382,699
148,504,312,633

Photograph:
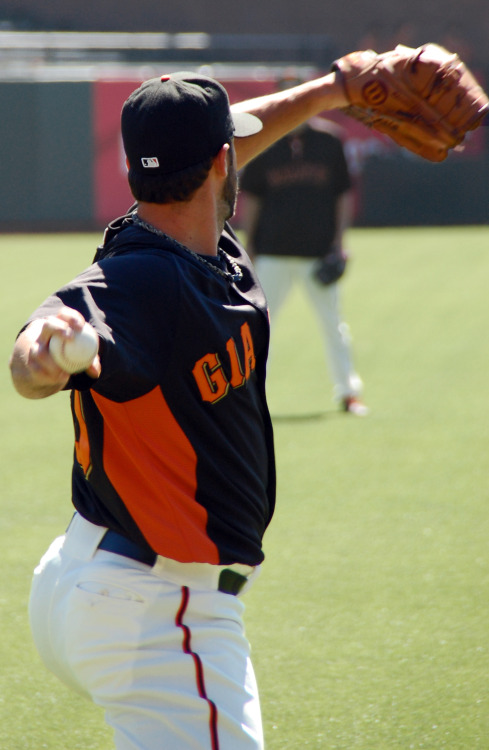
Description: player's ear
213,143,231,176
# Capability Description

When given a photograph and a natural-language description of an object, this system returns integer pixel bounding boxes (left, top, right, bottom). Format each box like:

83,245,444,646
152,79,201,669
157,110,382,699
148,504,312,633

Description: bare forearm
233,72,348,169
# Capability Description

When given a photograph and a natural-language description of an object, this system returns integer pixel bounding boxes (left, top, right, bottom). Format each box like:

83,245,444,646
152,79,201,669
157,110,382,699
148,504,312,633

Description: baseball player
240,108,368,415
9,46,488,750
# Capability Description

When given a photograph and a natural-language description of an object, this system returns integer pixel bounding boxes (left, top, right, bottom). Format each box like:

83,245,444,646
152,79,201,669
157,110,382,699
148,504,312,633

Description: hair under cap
121,72,262,176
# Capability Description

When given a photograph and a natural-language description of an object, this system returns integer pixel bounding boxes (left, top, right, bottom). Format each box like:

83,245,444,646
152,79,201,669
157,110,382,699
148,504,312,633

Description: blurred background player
239,73,368,416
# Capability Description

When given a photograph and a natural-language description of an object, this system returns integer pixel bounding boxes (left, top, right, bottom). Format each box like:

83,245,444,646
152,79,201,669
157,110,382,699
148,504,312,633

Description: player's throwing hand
10,307,101,398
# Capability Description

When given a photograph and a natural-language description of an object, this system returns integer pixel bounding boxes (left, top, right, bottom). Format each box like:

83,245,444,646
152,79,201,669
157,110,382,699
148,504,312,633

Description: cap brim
232,111,263,138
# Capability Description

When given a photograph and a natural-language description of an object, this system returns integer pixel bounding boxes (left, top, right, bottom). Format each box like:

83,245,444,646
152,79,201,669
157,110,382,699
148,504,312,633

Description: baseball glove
332,43,489,162
313,250,348,286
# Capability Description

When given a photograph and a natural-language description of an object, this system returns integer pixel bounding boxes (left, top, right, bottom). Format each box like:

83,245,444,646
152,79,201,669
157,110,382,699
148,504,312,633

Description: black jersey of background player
240,121,352,258
25,215,275,567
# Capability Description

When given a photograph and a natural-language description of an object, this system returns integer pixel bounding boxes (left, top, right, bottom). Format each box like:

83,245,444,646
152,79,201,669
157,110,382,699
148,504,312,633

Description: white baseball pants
256,255,363,400
29,512,264,750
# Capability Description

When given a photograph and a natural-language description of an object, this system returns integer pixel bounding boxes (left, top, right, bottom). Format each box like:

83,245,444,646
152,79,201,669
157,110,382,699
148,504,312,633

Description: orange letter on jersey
73,391,92,477
240,322,256,379
226,338,246,389
192,353,229,403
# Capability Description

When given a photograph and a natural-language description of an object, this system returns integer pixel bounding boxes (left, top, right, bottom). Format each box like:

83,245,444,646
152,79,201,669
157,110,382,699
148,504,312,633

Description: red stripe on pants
175,586,220,750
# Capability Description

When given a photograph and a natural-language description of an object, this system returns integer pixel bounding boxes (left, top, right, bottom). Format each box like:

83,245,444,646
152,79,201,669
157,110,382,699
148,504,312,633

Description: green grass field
1,226,488,749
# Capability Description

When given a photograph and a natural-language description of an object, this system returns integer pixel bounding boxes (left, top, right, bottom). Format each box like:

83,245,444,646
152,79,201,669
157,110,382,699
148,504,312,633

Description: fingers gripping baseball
49,320,99,375
11,308,101,399
332,43,489,161
40,309,99,377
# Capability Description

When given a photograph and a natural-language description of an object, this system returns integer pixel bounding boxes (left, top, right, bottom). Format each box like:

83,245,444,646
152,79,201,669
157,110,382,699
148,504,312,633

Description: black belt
99,530,157,566
98,530,248,596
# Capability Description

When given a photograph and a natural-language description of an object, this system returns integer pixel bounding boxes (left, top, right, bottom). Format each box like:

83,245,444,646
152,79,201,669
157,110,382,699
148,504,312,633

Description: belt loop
64,512,108,561
218,569,249,596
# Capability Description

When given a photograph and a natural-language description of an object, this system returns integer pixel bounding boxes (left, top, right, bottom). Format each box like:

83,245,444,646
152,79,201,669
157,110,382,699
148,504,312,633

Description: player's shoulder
97,226,180,271
66,233,181,310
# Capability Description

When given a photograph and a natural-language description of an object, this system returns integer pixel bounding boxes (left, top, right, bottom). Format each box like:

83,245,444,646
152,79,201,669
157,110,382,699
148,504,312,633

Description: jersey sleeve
24,251,181,398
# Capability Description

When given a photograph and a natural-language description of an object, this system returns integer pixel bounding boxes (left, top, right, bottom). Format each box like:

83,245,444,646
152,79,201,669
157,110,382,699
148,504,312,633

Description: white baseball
49,322,99,374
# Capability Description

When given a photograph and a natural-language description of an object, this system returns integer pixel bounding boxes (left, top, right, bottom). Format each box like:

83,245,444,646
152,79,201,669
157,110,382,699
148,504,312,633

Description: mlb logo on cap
141,157,160,168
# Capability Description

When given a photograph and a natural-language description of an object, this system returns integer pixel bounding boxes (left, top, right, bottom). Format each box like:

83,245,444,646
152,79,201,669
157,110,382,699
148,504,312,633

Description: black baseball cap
121,72,263,176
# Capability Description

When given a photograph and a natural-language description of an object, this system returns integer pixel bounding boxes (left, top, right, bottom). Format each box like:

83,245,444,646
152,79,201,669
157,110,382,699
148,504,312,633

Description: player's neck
137,188,221,257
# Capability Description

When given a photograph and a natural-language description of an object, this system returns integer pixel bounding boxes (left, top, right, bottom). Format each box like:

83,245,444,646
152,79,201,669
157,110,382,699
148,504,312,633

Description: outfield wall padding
0,81,93,228
357,154,489,226
0,80,487,230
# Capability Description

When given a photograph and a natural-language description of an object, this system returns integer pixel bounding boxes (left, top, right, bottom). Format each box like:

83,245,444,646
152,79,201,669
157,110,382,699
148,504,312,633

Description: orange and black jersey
27,216,275,566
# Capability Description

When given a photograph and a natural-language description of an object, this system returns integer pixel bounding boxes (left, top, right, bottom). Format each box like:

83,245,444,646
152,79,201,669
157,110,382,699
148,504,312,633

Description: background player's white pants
256,255,363,401
29,513,264,750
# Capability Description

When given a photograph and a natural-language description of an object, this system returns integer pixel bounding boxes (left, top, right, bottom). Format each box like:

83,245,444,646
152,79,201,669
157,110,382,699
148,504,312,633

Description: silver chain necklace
131,212,243,284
